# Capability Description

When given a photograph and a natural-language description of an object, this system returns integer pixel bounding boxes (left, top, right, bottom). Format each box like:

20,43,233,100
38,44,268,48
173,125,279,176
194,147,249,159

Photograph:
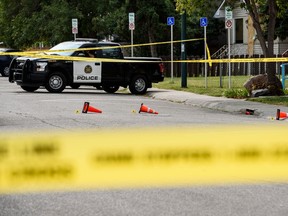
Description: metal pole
181,11,187,88
228,28,231,88
131,30,134,57
171,25,174,83
204,26,207,88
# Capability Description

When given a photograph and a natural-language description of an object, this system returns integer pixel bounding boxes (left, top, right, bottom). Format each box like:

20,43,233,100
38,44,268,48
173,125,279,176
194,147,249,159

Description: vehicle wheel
20,86,39,92
102,85,119,93
129,75,148,95
70,84,80,89
45,72,67,93
94,85,102,90
2,67,9,77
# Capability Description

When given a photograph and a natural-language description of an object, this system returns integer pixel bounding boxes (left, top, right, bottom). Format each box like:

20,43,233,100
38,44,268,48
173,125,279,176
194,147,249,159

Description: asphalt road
1,77,288,216
0,77,269,133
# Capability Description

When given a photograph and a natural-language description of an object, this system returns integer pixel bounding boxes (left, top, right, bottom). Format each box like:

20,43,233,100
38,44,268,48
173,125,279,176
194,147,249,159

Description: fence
162,54,286,78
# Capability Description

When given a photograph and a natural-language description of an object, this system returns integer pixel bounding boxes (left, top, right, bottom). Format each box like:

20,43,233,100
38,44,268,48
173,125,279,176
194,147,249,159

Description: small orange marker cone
82,102,102,113
276,109,288,120
139,103,158,114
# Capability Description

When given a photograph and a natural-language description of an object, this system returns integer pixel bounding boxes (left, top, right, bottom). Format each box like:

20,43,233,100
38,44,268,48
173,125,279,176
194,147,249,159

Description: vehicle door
72,49,102,84
98,46,124,83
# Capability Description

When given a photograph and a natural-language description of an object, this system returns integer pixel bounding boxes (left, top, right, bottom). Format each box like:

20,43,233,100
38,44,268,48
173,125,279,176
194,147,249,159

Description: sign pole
129,13,135,57
171,24,174,83
131,29,134,57
167,17,175,83
72,18,78,41
228,28,231,89
200,17,208,88
225,7,233,89
204,25,207,88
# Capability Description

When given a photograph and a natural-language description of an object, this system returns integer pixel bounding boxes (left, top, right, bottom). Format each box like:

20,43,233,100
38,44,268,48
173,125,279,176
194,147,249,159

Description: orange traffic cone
82,102,102,113
276,109,288,120
139,103,158,114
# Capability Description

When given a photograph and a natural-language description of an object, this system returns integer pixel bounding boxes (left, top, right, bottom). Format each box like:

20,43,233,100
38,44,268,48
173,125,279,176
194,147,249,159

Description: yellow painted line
1,125,288,194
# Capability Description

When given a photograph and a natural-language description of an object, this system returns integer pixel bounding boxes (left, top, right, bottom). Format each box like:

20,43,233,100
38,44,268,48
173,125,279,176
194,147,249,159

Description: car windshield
48,42,86,56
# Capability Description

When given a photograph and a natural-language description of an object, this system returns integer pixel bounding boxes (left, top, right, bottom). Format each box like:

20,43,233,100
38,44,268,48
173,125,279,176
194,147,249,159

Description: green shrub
222,89,249,99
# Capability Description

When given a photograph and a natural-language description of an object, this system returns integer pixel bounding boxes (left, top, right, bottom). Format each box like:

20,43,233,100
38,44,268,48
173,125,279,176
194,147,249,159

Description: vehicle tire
129,75,148,95
70,84,80,89
102,85,119,93
20,86,39,92
94,84,102,90
45,72,67,93
2,67,9,77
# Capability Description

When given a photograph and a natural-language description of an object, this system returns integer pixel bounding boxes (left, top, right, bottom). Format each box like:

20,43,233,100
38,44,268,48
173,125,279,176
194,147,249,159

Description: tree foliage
0,0,176,54
176,0,287,95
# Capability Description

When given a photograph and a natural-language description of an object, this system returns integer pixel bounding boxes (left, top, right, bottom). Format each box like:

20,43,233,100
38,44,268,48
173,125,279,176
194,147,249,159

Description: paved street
1,76,288,216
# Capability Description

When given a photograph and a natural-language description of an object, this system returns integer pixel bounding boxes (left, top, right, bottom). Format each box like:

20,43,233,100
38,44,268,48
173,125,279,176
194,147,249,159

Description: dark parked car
0,48,20,77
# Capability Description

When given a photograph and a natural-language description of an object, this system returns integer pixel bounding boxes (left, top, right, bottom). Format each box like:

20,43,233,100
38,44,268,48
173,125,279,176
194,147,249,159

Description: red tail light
159,63,165,73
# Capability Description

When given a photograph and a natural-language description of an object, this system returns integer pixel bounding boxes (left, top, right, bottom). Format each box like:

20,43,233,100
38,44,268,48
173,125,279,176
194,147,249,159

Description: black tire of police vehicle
94,84,102,90
20,86,39,92
45,72,67,93
3,66,9,77
102,85,119,93
70,84,80,89
129,75,148,95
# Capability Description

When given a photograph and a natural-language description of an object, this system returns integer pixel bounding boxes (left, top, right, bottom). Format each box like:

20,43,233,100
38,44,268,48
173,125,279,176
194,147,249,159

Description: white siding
233,6,248,19
253,39,288,55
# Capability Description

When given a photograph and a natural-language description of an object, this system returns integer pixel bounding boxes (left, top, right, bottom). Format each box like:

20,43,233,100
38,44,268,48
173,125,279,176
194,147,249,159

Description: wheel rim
49,75,63,90
3,67,9,76
135,78,146,92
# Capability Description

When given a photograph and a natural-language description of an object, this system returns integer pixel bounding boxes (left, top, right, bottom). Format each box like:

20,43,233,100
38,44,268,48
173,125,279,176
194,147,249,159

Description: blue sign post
167,17,175,26
200,17,208,27
167,17,175,83
200,17,208,88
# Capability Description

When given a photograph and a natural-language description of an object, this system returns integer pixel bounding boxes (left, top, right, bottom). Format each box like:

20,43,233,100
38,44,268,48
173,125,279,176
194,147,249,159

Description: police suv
8,39,165,94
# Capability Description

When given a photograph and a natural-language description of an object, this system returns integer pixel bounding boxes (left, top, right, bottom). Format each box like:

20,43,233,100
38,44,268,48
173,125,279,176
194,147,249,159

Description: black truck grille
9,58,33,83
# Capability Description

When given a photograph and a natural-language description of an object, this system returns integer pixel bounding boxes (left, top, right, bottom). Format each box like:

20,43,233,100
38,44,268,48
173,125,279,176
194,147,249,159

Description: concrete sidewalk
147,88,288,119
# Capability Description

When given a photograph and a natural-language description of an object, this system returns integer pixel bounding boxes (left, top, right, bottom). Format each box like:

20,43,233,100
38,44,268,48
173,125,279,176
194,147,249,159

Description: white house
214,0,288,57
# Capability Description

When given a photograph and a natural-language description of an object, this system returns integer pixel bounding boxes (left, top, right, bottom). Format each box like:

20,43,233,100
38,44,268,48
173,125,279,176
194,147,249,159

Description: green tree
0,0,80,48
176,0,288,95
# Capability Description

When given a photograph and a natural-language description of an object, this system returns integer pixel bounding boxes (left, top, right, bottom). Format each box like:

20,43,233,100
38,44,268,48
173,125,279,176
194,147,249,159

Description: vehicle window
0,56,8,61
102,48,122,59
49,42,84,56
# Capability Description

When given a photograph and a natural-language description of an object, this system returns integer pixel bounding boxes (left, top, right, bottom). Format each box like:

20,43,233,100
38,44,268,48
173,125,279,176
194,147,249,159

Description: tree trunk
245,0,283,95
148,30,157,57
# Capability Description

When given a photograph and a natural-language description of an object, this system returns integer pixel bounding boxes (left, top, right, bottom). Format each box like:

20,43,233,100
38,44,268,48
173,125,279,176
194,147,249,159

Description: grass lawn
153,76,288,106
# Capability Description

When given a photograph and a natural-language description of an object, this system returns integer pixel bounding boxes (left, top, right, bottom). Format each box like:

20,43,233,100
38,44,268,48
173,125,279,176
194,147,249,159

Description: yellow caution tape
1,125,288,194
1,38,288,64
206,42,212,67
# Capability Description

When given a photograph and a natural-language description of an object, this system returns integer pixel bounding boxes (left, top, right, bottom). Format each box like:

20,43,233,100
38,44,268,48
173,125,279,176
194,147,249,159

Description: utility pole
181,11,187,88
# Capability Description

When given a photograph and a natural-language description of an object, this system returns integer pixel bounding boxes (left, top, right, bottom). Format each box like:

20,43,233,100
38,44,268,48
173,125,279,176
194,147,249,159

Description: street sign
129,13,135,24
225,7,233,20
225,19,233,29
72,18,78,34
128,13,135,57
167,17,175,26
129,13,135,30
200,17,208,27
129,23,135,30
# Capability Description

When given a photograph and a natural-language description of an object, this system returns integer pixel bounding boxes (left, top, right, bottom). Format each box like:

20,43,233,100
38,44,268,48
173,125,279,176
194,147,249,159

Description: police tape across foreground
1,125,288,194
1,38,287,64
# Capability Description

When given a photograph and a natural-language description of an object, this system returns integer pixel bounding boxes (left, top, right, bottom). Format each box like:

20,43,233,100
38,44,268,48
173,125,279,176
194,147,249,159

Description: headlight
36,62,47,72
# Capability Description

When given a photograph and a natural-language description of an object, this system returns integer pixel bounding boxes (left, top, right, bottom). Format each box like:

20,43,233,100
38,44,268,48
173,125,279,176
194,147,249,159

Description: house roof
214,0,247,19
213,0,226,18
